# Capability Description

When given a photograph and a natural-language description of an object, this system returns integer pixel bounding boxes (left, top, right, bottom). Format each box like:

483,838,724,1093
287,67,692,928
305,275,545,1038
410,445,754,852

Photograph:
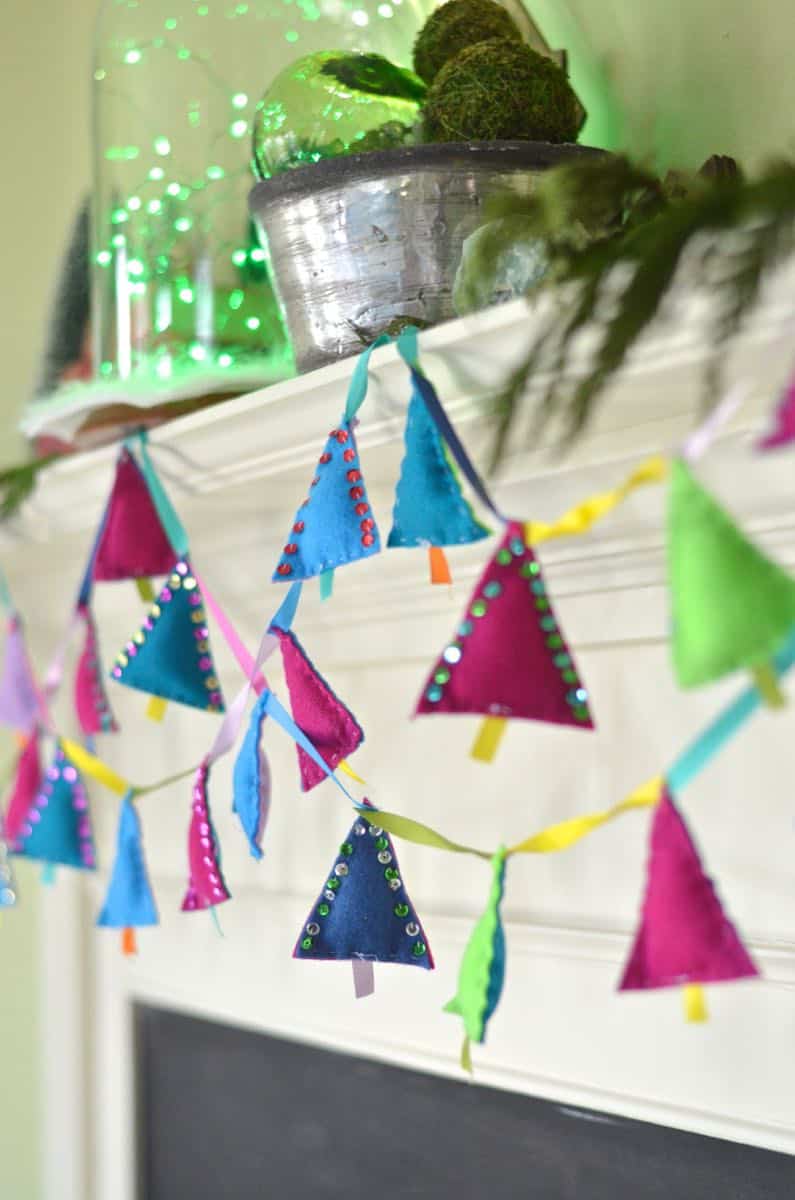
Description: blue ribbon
269,581,302,634
668,626,795,791
343,334,392,424
263,691,364,809
131,432,190,560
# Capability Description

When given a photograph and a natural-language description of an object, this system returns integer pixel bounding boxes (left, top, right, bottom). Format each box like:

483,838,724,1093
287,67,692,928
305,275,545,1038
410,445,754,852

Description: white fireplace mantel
8,273,795,1200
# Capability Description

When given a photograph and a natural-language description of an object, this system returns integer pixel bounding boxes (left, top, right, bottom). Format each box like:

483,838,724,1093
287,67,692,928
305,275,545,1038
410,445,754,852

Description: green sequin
394,902,409,918
458,620,473,637
326,878,340,891
574,706,590,722
562,669,577,683
540,616,556,631
471,600,487,618
340,841,353,856
554,652,571,668
519,559,540,577
531,580,546,595
375,836,388,851
384,867,399,881
434,668,451,685
547,634,563,648
509,537,525,556
535,597,550,610
412,940,427,957
318,903,330,917
496,549,512,565
483,581,502,599
301,937,313,950
426,685,443,703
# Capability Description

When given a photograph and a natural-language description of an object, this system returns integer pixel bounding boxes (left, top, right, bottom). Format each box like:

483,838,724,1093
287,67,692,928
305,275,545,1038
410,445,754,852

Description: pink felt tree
620,788,758,991
93,447,176,582
181,761,231,912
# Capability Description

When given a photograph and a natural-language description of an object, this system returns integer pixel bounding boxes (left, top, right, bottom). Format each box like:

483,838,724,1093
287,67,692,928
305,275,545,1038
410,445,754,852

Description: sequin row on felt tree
75,436,227,720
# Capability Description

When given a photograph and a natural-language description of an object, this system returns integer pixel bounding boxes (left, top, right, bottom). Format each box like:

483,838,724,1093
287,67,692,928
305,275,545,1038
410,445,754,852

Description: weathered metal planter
249,140,602,373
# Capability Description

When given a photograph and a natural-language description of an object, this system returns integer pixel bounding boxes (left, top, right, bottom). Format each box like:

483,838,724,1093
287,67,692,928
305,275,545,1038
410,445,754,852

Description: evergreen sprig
489,157,795,466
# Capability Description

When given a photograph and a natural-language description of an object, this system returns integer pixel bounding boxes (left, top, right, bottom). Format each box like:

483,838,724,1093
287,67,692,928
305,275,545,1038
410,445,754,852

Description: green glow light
235,3,249,12
177,47,190,60
197,4,209,12
232,92,248,109
124,49,142,64
189,344,207,361
127,196,142,211
94,69,106,81
352,9,368,24
175,217,192,232
105,145,139,161
218,353,233,368
179,287,194,303
128,259,145,276
154,137,171,156
232,249,247,266
378,3,393,15
147,199,162,214
164,17,177,28
111,234,126,248
229,119,248,139
156,357,173,379
149,166,164,181
245,317,261,330
111,208,128,224
228,289,244,310
100,361,114,377
96,251,112,266
206,165,225,180
166,182,181,196
285,29,298,42
250,247,266,263
129,282,146,296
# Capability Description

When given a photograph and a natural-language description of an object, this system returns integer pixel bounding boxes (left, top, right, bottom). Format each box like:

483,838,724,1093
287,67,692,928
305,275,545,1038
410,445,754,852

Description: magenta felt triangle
619,789,758,991
275,627,364,791
0,617,41,733
272,420,380,581
416,522,593,728
3,734,42,846
74,605,118,736
93,447,176,582
181,762,231,912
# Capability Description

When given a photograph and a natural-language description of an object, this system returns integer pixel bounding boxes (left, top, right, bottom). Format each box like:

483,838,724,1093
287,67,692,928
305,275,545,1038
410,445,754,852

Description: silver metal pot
249,140,602,373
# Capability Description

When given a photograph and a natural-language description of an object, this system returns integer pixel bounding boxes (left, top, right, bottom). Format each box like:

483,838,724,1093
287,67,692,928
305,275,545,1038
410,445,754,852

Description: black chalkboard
135,1005,794,1199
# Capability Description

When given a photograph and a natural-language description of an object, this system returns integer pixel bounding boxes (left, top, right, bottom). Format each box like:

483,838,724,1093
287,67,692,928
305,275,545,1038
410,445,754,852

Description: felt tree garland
668,457,795,696
416,521,593,759
182,761,231,911
75,605,118,736
294,811,433,971
92,446,176,582
97,793,158,955
619,786,758,1019
110,560,225,714
275,626,364,792
444,848,507,1071
9,743,95,871
388,384,490,583
232,689,272,860
0,616,42,733
272,421,380,583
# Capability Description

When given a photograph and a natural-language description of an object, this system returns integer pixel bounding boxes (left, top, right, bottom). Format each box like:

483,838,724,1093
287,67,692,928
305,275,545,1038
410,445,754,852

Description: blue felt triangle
294,815,433,968
388,389,490,549
11,744,96,870
110,559,225,713
97,796,158,928
272,420,380,582
232,690,271,860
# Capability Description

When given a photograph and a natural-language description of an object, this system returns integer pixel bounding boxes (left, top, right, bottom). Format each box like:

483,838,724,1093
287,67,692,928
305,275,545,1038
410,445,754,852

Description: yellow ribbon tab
524,456,667,547
750,663,786,710
683,984,708,1023
146,696,168,722
61,738,130,797
507,775,663,856
338,759,366,785
470,717,508,764
136,577,156,603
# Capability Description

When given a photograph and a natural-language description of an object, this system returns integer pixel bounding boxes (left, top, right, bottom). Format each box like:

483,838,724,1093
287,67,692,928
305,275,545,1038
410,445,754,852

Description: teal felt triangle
272,420,380,581
388,388,490,549
10,743,96,871
97,796,158,928
110,560,225,713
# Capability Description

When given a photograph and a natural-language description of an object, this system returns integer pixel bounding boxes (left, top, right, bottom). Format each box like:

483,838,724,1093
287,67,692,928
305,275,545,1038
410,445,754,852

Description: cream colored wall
0,1,95,1194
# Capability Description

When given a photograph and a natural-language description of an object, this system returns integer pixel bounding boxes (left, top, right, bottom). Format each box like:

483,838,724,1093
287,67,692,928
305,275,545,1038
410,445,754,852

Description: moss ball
423,39,584,144
413,0,522,84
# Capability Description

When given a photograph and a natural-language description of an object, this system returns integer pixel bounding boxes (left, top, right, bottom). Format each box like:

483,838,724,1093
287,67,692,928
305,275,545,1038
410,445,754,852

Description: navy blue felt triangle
110,560,225,713
294,815,433,968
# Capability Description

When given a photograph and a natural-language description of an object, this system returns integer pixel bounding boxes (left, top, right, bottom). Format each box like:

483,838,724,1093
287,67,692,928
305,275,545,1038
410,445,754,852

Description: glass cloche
91,0,431,390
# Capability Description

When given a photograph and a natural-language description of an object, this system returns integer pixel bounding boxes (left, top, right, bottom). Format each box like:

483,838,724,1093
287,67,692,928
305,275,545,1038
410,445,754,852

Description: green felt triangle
668,458,795,687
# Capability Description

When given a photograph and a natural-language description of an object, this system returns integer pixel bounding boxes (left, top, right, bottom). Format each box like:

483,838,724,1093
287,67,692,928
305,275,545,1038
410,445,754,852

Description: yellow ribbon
524,456,667,547
146,695,168,722
136,578,156,603
506,776,663,856
338,759,366,784
470,717,508,763
61,738,130,797
683,984,708,1023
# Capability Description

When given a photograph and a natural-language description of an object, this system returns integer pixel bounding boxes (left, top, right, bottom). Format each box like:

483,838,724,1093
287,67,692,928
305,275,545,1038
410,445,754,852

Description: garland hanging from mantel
1,325,794,1074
